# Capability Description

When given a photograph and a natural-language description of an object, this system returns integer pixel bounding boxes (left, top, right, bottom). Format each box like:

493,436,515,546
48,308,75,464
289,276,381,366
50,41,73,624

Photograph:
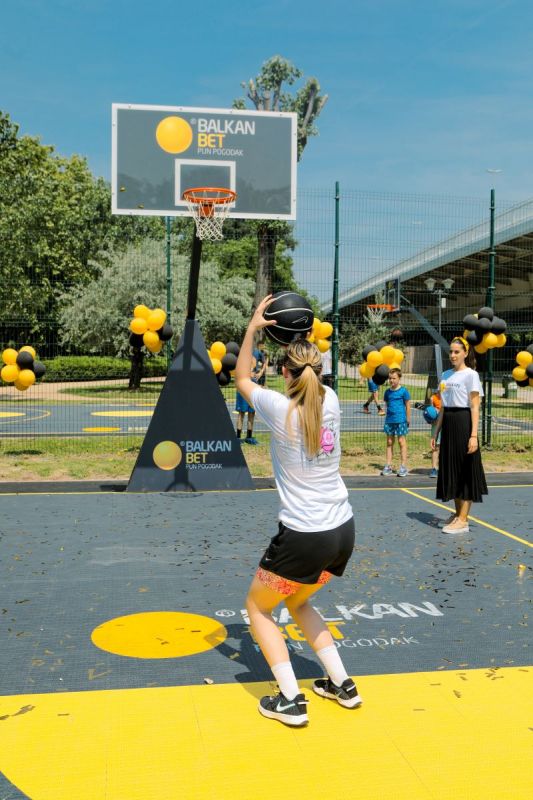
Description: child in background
363,378,385,415
381,368,411,477
429,392,441,478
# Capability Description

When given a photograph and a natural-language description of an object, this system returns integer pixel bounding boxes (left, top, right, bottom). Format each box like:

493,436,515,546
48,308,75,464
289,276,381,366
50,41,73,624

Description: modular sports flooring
0,478,531,799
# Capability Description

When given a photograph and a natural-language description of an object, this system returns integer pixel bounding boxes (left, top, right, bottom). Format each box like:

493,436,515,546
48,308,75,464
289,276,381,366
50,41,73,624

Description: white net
366,306,387,324
183,188,236,241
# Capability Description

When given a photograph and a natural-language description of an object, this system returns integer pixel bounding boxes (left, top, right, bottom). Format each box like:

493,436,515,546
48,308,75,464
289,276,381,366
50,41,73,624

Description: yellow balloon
155,116,193,154
463,329,470,339
388,362,401,370
512,366,526,382
153,441,182,470
1,364,20,383
312,318,322,335
393,348,404,363
2,348,18,366
210,357,222,374
20,345,37,359
210,341,226,360
359,362,369,378
148,341,163,354
483,332,498,349
143,331,160,349
495,333,506,348
130,317,148,335
529,378,533,388
14,379,30,391
474,343,488,354
380,345,396,365
516,351,533,368
147,309,167,331
317,321,333,339
367,350,383,368
17,369,36,387
307,333,315,343
316,338,330,353
133,304,151,320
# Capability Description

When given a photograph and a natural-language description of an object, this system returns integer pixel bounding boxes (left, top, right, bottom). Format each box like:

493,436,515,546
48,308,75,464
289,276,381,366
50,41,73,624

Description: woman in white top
235,296,361,728
431,336,488,534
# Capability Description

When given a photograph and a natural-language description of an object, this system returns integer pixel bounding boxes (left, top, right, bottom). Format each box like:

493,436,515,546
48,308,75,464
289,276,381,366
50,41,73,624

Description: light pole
424,277,455,335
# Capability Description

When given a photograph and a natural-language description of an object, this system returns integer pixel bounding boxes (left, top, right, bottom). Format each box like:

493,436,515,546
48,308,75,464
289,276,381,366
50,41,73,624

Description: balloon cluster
1,347,46,391
359,341,404,385
128,305,173,354
462,306,507,354
308,318,333,352
511,344,533,388
208,340,240,387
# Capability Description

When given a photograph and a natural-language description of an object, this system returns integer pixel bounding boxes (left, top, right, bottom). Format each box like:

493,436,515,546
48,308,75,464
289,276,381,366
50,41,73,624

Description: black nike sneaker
312,677,362,708
258,691,309,726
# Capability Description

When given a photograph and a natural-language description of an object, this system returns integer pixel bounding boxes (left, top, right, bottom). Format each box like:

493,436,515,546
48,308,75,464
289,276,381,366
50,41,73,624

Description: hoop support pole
187,231,203,320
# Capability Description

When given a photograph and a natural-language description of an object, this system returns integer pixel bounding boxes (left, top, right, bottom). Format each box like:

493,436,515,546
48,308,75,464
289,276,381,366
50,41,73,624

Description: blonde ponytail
283,339,326,457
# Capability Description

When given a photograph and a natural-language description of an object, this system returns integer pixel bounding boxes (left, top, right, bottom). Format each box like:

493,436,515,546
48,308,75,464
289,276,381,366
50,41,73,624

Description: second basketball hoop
182,187,237,241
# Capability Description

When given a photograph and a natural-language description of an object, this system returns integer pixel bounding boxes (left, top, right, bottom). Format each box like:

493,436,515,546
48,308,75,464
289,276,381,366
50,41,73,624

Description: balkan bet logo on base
112,104,297,220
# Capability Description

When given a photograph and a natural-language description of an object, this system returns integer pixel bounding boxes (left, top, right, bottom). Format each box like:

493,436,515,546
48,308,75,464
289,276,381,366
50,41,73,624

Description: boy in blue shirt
381,368,411,477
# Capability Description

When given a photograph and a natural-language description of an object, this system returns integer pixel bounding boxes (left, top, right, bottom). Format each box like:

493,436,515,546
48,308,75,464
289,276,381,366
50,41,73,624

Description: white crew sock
271,661,300,701
316,645,349,687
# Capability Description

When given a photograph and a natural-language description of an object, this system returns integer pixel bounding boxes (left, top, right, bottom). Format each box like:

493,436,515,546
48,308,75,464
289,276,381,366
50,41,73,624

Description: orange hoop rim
367,304,396,311
182,187,237,205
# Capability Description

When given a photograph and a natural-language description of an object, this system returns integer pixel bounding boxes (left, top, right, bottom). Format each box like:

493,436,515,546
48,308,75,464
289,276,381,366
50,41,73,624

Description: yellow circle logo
91,611,227,658
153,440,182,470
155,116,193,153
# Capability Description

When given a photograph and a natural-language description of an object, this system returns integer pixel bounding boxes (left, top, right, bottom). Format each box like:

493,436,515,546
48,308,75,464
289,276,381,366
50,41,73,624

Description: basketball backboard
112,104,297,220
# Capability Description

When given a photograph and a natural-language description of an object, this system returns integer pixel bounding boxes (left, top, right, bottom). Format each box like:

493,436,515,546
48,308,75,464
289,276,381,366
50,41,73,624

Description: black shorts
258,516,355,585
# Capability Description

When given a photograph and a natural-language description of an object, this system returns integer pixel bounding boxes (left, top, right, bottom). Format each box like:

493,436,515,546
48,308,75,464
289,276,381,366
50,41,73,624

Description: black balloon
16,351,34,368
362,344,377,359
374,363,391,382
129,333,144,348
158,323,173,342
478,306,494,320
225,341,240,356
374,340,388,351
221,353,237,371
476,317,492,332
516,378,530,387
32,361,46,379
463,314,479,330
526,343,533,355
490,317,507,335
466,330,482,347
373,372,387,386
526,363,533,379
217,370,231,386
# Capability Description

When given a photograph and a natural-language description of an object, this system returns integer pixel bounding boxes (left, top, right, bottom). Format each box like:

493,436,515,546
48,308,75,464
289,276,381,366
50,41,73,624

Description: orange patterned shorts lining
255,567,332,596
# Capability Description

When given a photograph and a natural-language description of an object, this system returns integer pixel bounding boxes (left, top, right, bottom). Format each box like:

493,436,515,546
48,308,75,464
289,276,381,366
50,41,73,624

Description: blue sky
1,0,532,201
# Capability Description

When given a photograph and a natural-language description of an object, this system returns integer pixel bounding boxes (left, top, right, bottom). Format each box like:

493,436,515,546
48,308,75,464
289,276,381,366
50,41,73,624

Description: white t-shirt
439,367,484,408
251,385,352,532
321,349,332,375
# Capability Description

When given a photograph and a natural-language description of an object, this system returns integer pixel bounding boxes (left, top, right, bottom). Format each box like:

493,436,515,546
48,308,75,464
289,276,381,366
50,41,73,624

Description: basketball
423,406,439,424
264,291,314,345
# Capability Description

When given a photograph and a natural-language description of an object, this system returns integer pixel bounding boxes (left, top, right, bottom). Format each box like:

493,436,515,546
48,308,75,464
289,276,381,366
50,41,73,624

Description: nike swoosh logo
276,701,295,712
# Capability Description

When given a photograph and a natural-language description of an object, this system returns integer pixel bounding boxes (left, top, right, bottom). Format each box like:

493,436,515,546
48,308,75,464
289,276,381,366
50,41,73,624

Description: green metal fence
1,186,532,467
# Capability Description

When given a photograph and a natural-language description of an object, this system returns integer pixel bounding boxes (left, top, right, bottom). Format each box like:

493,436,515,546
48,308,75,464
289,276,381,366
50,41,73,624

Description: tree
0,111,162,347
339,313,389,376
233,56,328,308
57,240,255,362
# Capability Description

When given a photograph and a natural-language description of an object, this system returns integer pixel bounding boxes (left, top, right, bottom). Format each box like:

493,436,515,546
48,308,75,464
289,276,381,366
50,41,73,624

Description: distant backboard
112,104,297,220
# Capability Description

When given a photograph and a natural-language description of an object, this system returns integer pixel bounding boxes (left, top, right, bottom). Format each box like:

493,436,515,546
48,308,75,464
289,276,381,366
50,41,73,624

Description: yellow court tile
0,666,531,800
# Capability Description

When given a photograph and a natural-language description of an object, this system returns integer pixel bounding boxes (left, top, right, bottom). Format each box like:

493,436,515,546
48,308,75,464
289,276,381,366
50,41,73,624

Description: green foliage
57,240,256,356
339,314,390,368
41,355,167,382
0,110,163,340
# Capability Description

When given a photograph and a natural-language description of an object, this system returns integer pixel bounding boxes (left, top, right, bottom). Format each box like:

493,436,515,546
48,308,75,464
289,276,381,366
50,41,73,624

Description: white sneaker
438,514,457,528
442,521,469,534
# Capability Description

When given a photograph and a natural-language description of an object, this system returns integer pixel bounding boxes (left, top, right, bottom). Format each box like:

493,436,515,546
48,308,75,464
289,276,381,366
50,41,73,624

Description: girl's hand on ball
250,295,277,330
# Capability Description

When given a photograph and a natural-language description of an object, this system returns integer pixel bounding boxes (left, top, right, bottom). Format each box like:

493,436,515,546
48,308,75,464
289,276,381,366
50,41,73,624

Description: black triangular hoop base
127,319,254,492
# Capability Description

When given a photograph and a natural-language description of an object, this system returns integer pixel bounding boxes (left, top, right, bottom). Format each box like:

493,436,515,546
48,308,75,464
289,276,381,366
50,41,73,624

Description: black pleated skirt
436,407,488,503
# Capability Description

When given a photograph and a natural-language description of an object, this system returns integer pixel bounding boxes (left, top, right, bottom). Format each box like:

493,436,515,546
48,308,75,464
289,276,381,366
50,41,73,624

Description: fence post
165,217,172,368
332,181,340,392
484,189,496,448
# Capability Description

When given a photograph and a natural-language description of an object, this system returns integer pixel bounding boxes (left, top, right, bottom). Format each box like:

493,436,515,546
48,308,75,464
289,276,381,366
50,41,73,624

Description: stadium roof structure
322,197,533,333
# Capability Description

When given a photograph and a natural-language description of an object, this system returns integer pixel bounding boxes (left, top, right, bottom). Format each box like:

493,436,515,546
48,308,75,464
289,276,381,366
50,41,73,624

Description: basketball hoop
182,187,237,241
366,303,395,324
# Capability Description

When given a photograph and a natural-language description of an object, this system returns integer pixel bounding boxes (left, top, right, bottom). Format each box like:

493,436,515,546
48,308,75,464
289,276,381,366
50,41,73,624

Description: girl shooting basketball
235,295,361,727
